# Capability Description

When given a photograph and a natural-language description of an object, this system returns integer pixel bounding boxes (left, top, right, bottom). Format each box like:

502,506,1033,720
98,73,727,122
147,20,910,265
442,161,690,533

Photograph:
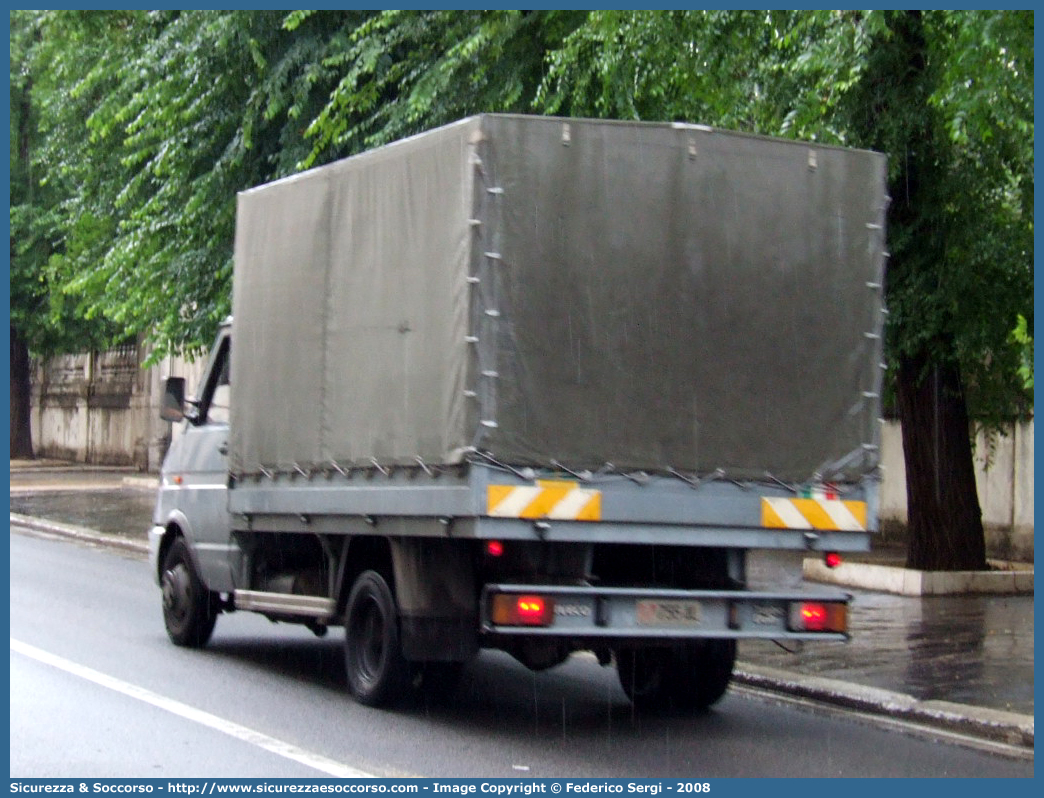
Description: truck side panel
230,118,479,475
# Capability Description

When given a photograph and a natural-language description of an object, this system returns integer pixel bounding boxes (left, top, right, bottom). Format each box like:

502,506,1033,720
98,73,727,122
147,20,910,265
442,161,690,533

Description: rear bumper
481,583,851,642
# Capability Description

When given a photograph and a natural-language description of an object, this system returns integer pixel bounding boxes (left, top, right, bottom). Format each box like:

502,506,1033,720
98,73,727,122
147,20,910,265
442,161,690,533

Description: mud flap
391,538,479,661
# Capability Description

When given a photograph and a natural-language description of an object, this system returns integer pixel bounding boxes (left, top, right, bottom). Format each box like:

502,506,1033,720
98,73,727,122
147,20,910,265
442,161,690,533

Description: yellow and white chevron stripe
761,497,867,531
487,480,602,521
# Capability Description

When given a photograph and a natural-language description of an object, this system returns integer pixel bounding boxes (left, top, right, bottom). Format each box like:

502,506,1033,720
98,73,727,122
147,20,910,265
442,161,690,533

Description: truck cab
150,321,234,644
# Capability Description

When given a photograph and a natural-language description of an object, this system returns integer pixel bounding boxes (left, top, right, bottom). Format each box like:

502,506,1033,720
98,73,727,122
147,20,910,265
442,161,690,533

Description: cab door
168,331,235,591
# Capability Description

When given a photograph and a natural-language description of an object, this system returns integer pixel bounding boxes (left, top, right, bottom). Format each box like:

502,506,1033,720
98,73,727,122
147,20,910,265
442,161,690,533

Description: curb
9,472,158,494
804,558,1034,596
10,511,1035,753
9,462,138,473
733,662,1033,751
10,513,149,555
123,475,160,490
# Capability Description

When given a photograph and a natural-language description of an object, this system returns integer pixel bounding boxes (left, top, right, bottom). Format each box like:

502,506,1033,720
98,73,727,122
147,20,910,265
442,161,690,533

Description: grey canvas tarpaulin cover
230,114,887,483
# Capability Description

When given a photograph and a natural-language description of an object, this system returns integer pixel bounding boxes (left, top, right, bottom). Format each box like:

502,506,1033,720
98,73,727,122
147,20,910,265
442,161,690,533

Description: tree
10,12,39,459
830,11,1031,569
9,11,124,457
9,10,368,455
14,11,374,361
37,10,288,357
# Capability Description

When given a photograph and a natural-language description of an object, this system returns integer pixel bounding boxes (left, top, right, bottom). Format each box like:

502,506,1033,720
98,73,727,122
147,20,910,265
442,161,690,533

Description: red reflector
486,540,504,557
825,551,842,569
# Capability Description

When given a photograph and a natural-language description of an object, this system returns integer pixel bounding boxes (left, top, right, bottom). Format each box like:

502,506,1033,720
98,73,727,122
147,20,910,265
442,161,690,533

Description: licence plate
635,599,702,627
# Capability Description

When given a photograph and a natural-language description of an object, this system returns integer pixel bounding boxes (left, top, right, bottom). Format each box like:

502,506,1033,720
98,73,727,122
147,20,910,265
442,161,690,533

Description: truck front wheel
161,536,218,647
344,570,410,707
617,639,736,712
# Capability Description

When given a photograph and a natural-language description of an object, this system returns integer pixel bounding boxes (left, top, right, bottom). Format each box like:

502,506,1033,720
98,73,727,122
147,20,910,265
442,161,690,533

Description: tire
161,536,218,648
616,647,675,711
668,639,736,710
617,639,736,712
344,570,410,707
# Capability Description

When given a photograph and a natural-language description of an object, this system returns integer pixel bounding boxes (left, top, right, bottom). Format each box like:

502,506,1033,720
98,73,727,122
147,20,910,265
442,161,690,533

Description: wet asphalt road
9,482,1035,716
9,529,1034,777
10,483,156,540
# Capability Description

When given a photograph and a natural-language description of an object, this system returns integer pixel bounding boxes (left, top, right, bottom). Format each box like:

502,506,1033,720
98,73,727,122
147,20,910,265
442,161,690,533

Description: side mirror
160,377,187,422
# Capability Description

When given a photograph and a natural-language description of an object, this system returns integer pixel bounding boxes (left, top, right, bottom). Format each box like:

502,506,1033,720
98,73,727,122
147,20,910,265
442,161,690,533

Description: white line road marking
10,638,376,778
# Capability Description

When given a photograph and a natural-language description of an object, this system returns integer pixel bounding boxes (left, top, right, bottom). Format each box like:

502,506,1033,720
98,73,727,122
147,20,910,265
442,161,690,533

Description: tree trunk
896,345,987,571
865,12,988,572
10,325,35,459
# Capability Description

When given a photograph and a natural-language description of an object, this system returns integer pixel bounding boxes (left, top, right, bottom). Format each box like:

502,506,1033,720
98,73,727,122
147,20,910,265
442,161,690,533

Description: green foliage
860,11,1034,424
11,10,365,360
1011,315,1034,393
9,10,120,356
294,10,584,167
38,11,297,357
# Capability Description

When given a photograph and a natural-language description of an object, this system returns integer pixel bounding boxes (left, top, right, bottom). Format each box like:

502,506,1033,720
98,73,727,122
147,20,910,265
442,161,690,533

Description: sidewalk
8,460,1033,751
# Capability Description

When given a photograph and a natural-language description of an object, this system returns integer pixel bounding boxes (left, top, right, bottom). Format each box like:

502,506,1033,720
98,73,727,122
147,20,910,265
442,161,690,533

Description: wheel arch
336,535,395,616
334,535,478,663
155,511,200,582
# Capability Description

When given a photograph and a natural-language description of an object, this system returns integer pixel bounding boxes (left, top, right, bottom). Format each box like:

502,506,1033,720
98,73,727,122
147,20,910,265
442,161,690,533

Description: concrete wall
31,343,206,472
31,345,145,467
878,420,1035,562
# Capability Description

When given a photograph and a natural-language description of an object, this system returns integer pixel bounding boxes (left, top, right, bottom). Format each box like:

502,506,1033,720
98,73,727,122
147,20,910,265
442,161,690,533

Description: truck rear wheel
617,639,736,712
344,570,410,707
161,536,218,648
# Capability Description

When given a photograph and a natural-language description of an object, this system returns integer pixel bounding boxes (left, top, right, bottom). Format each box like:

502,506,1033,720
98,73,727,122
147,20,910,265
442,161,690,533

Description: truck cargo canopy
230,114,887,483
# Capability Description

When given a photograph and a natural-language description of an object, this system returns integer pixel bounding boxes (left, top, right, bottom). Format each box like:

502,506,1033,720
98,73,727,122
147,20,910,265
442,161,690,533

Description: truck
150,114,888,711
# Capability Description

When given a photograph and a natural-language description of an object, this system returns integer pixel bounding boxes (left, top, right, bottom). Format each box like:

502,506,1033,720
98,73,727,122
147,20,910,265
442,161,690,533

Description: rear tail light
490,593,554,627
486,540,504,557
788,601,847,633
824,551,842,569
